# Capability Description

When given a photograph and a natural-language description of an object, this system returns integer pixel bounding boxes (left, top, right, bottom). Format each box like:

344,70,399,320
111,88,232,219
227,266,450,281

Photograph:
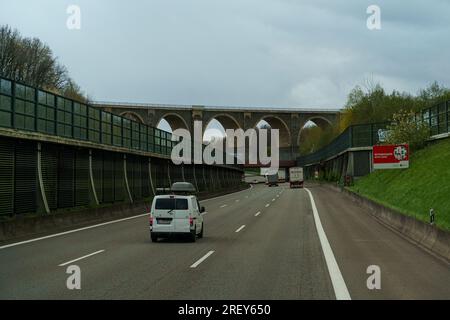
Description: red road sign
373,144,409,169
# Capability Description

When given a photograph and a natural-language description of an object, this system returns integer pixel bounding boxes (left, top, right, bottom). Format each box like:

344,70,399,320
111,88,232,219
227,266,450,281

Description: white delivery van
278,169,286,182
149,182,205,242
289,167,304,188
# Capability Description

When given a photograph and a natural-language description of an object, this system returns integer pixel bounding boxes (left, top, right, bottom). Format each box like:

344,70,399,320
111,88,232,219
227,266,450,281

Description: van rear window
155,198,188,210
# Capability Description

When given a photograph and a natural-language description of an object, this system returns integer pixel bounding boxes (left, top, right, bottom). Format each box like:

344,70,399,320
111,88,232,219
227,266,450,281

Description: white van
149,183,205,242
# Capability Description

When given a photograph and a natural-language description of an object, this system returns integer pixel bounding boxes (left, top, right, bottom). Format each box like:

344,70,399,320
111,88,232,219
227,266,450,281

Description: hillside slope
350,138,450,231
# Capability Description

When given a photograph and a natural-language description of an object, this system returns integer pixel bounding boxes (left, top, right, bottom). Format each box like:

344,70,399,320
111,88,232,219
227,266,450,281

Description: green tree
298,123,338,155
386,110,430,151
342,80,450,129
417,81,450,108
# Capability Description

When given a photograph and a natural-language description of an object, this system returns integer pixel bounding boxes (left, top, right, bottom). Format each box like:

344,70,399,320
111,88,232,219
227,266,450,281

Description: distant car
150,182,205,242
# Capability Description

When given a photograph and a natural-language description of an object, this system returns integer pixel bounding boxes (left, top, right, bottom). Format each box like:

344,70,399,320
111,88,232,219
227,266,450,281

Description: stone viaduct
93,102,341,161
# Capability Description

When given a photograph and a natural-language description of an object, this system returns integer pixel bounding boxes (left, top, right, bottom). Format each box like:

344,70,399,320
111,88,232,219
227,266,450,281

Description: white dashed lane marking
190,251,215,268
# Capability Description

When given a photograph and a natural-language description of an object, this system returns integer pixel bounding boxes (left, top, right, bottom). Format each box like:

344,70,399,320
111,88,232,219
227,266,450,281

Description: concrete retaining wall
0,184,249,244
324,184,450,263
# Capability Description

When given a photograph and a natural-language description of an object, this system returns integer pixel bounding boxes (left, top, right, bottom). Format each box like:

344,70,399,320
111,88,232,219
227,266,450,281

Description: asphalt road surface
0,183,449,299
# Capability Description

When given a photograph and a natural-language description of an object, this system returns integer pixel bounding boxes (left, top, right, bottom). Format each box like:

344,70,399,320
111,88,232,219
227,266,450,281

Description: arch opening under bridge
297,116,334,156
156,113,189,133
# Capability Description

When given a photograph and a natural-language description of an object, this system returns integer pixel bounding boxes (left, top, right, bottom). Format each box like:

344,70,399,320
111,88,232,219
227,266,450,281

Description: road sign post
430,209,435,225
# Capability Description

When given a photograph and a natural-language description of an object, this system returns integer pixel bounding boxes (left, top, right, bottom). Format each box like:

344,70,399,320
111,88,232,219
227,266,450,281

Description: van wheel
189,228,197,242
198,223,204,239
151,234,158,242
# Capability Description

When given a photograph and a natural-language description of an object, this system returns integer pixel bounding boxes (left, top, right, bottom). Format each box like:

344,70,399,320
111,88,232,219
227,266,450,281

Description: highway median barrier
0,183,249,244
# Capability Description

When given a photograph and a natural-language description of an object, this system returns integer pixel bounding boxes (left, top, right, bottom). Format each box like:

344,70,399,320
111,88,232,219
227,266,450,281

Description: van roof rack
171,182,197,193
156,182,197,195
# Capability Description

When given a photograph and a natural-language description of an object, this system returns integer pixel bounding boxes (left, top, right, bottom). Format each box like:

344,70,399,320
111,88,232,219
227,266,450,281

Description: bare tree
0,25,85,100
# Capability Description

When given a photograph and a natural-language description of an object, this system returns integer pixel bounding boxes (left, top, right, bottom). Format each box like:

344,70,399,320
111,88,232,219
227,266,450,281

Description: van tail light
149,215,153,226
189,217,194,226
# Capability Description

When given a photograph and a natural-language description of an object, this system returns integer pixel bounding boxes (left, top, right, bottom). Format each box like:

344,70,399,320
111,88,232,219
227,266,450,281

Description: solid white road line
235,225,246,233
255,211,261,217
0,213,149,250
58,250,105,267
190,250,215,268
265,204,270,208
220,204,228,208
304,188,351,300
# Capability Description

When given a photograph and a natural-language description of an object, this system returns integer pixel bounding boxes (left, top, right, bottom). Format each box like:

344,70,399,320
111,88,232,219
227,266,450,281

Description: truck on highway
277,169,286,182
289,167,304,188
266,173,279,187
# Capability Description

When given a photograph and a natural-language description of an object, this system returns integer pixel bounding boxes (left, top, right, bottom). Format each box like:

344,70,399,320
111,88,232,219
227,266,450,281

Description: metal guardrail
297,99,450,167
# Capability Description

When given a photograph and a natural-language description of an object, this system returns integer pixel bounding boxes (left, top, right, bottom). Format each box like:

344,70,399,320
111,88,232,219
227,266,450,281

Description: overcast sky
1,0,450,135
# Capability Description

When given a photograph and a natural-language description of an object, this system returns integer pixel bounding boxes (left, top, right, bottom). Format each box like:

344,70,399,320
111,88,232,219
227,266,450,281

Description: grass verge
350,138,450,232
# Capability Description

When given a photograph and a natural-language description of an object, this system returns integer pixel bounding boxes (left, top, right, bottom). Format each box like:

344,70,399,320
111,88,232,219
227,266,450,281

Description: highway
0,183,449,299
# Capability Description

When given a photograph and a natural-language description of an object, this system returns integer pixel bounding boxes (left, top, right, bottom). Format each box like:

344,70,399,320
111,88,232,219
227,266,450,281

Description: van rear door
153,197,191,232
154,197,176,231
172,198,191,232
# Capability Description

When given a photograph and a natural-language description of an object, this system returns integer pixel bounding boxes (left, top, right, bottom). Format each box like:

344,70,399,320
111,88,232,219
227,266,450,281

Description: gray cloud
1,0,449,111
